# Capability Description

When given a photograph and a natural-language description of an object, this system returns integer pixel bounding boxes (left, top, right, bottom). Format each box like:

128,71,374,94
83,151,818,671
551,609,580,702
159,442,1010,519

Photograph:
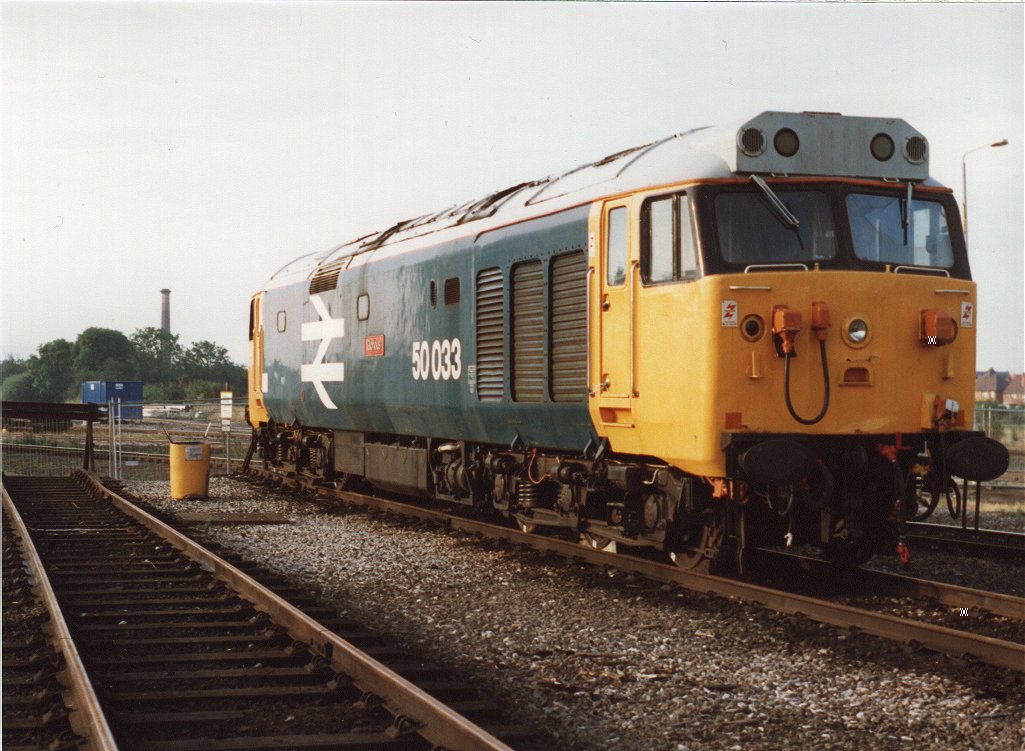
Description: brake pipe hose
784,339,830,425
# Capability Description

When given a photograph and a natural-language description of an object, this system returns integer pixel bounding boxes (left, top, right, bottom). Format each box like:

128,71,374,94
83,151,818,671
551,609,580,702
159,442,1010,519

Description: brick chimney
160,289,171,333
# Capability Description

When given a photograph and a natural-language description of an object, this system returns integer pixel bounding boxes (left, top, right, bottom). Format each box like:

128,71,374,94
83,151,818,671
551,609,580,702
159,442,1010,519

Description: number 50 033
411,338,462,381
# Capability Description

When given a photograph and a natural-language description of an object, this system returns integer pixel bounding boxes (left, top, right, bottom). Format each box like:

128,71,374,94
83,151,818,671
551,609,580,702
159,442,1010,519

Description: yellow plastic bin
169,441,211,500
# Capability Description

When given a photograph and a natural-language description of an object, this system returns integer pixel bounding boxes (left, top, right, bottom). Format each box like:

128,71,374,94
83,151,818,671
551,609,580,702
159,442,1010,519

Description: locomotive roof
268,111,933,286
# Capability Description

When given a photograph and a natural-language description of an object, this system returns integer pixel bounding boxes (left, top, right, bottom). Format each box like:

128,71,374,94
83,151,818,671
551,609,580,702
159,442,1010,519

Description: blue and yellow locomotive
247,111,1007,569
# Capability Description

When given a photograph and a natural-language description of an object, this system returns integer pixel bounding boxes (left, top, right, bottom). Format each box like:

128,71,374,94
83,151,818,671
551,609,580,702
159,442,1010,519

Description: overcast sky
2,2,1022,372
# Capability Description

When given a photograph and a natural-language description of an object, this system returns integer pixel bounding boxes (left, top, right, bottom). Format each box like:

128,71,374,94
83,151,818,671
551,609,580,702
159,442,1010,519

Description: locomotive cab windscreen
682,112,969,279
696,181,967,278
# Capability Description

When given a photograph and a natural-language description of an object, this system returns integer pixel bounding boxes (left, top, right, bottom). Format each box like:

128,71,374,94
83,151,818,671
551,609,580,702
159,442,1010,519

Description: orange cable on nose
777,302,831,426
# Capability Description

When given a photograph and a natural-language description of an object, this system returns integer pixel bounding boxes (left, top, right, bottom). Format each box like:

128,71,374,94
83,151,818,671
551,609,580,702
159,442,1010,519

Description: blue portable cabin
81,380,144,421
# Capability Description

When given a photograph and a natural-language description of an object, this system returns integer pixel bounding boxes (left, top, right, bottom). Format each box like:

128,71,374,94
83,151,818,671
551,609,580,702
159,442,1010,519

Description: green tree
27,338,76,401
10,327,246,404
0,372,39,401
72,328,137,382
181,379,222,400
181,340,229,379
180,342,243,395
131,327,183,383
144,380,186,401
1,355,29,386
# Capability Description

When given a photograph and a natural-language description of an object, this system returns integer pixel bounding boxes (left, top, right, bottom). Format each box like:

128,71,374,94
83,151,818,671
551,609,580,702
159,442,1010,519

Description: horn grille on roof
739,128,765,156
905,135,928,164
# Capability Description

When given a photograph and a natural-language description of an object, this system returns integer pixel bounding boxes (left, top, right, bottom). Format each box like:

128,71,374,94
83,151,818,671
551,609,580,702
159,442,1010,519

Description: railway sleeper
6,476,553,751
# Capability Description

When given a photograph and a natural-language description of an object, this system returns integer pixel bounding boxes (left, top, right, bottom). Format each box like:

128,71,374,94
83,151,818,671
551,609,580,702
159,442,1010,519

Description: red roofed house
1002,374,1025,407
975,369,1011,404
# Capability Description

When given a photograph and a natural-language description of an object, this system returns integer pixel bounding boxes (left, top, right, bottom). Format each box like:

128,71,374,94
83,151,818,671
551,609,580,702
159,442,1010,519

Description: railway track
905,521,1025,561
3,508,91,751
747,547,1024,637
1,472,544,751
247,469,1025,673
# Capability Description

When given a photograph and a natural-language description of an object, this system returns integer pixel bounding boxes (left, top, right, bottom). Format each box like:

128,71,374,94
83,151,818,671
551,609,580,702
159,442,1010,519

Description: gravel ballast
126,478,1024,751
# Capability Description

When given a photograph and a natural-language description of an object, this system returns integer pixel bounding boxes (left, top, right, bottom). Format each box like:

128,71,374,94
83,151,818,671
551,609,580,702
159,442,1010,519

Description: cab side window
606,207,628,286
646,197,674,283
642,193,698,283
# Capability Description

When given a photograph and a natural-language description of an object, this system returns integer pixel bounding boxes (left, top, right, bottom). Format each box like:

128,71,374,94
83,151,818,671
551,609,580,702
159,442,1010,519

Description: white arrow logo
301,294,345,409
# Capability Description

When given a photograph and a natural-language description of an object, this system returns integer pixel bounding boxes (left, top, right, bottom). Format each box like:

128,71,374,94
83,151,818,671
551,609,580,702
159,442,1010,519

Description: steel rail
0,443,241,468
1,479,120,751
264,473,1025,673
860,568,1024,620
749,547,1025,620
906,521,1025,560
75,469,516,751
2,443,169,462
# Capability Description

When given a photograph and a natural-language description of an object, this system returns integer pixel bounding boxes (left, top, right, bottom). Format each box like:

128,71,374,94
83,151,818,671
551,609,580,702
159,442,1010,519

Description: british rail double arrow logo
301,294,345,409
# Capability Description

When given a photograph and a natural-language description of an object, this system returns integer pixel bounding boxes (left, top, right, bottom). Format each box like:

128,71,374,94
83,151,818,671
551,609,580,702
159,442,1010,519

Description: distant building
975,369,1012,403
1002,374,1025,407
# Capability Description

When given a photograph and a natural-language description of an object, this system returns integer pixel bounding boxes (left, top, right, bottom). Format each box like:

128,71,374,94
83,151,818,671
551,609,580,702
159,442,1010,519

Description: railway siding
2,505,89,750
2,473,541,751
124,475,1025,751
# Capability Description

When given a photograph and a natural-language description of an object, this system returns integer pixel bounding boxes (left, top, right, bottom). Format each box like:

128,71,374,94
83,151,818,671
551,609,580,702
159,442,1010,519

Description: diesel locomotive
246,111,1008,569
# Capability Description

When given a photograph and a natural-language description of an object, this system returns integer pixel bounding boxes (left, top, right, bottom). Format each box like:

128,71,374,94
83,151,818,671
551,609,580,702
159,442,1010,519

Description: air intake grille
309,259,347,295
475,268,505,401
444,277,461,305
512,261,545,403
550,251,587,402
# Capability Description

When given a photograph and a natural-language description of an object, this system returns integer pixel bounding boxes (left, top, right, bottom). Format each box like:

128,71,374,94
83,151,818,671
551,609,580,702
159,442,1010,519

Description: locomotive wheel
669,517,724,571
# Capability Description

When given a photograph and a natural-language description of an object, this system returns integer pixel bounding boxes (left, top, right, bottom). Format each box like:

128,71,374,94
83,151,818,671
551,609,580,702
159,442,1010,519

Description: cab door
247,292,269,426
593,198,637,427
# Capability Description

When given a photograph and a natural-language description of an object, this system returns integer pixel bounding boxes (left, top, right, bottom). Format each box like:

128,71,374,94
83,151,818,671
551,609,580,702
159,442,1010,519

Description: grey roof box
733,111,929,182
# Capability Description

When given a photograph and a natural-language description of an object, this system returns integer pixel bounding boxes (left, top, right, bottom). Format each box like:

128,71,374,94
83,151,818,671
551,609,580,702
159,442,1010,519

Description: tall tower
160,289,171,333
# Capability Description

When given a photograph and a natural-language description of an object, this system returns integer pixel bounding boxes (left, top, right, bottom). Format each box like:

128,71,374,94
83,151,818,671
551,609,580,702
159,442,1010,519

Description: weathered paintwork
258,205,598,452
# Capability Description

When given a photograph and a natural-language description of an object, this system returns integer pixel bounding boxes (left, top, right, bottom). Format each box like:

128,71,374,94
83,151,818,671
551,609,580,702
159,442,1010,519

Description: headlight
774,128,800,158
845,317,870,346
870,133,895,162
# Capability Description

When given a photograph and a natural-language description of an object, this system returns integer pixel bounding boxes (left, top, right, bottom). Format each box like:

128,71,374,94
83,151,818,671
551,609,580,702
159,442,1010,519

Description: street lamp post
962,138,1008,246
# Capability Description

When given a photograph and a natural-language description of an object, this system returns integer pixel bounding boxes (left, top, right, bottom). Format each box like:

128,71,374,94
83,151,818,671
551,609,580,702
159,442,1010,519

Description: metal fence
3,400,1023,486
1,402,98,477
105,398,252,481
2,398,252,481
2,420,92,477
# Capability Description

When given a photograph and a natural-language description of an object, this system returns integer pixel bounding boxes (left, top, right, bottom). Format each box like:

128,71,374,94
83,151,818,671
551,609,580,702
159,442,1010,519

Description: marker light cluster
738,127,928,165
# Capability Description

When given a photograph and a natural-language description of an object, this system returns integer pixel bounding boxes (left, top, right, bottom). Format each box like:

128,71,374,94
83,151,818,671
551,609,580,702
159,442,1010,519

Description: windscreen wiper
900,182,913,246
750,175,805,250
